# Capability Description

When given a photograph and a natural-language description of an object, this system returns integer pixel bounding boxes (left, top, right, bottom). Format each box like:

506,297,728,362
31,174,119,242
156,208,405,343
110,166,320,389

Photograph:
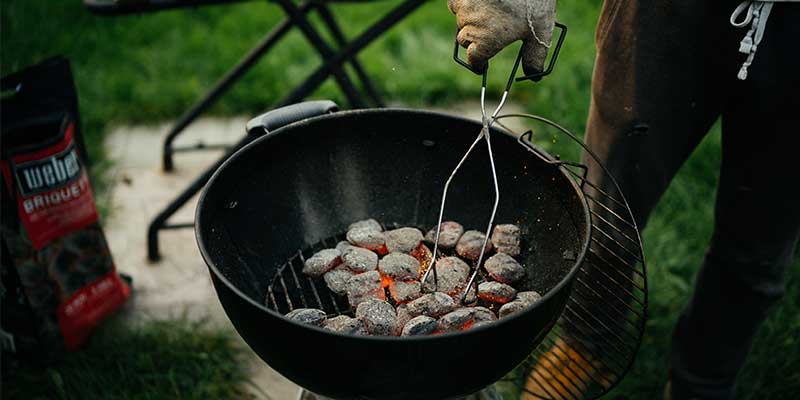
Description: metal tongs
420,23,567,303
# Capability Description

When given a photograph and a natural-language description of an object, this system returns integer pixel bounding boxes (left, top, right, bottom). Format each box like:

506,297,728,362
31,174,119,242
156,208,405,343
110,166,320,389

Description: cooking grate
263,114,647,400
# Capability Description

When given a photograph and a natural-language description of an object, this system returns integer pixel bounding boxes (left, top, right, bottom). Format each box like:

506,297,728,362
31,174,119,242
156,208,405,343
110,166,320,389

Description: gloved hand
448,0,557,76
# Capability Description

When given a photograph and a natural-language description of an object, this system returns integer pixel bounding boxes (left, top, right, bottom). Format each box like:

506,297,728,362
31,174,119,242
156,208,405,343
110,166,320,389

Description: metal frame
132,0,427,261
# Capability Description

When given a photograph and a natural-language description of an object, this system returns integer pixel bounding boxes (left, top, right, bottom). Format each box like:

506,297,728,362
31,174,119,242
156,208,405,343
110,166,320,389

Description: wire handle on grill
452,22,567,82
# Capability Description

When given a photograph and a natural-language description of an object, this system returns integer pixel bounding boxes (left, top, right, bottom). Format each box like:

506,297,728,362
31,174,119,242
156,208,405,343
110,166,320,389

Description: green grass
2,317,253,400
2,1,798,399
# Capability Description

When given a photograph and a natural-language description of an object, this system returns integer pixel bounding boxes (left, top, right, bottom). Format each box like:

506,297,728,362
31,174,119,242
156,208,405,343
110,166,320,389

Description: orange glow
374,244,389,256
411,243,433,278
381,274,394,288
477,293,514,304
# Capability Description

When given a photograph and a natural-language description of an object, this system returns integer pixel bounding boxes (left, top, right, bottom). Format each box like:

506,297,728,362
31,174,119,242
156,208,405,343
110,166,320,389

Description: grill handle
246,100,339,137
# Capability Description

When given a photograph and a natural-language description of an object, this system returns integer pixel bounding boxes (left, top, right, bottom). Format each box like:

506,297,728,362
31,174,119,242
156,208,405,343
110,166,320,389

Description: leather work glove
448,0,557,76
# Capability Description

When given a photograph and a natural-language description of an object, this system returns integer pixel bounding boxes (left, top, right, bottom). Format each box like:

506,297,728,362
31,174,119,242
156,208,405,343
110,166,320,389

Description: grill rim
195,107,592,342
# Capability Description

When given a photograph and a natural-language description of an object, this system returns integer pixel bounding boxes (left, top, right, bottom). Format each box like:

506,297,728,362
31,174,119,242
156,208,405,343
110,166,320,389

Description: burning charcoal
285,308,327,326
425,221,465,249
516,291,543,304
437,308,475,333
302,249,342,277
498,291,543,318
347,228,386,254
356,299,399,336
484,253,525,284
389,280,422,304
477,281,517,304
422,257,469,296
346,271,385,307
378,252,420,281
402,315,438,336
471,306,498,323
348,219,383,232
396,304,412,330
385,227,424,254
342,247,378,273
407,292,456,318
491,224,521,256
411,243,433,274
323,266,354,296
498,301,529,318
456,230,493,261
323,315,368,335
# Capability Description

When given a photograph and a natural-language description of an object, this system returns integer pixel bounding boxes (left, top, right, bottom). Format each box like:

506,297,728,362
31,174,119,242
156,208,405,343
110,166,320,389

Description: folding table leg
278,0,426,107
162,2,315,172
315,5,385,107
271,0,369,107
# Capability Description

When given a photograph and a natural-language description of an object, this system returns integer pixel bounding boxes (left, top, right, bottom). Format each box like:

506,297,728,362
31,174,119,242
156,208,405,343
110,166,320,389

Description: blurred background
1,1,797,399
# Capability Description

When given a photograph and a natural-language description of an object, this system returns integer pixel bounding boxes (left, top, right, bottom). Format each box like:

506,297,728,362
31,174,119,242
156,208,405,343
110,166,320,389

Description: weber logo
14,145,82,197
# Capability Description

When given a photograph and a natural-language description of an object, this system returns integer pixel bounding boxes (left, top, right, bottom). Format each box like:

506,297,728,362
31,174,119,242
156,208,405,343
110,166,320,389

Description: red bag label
1,123,99,249
57,270,131,350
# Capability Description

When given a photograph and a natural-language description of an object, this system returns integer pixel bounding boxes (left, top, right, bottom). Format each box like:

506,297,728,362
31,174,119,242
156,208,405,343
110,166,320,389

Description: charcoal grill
195,103,647,400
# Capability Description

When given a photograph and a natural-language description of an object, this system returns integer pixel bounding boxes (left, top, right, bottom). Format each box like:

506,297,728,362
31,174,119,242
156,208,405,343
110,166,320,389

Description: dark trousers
585,1,800,398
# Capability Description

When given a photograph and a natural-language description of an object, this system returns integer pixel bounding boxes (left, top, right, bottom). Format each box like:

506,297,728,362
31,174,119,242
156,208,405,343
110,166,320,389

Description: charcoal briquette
342,247,378,273
477,281,517,304
484,253,525,284
425,221,464,249
401,315,438,336
356,299,399,336
285,308,327,326
491,224,521,256
407,292,456,318
346,270,385,307
437,308,475,333
389,280,422,303
323,266,354,296
378,252,420,280
385,227,424,254
303,249,342,277
456,230,493,261
422,256,469,296
323,315,368,335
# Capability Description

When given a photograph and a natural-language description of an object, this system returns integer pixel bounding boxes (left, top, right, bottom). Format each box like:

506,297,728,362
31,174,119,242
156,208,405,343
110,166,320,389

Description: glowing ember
389,280,422,304
477,281,517,304
378,252,419,281
346,271,385,307
411,243,433,277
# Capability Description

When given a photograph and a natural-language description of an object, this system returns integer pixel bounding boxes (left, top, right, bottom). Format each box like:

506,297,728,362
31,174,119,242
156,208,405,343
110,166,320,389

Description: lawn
2,1,798,399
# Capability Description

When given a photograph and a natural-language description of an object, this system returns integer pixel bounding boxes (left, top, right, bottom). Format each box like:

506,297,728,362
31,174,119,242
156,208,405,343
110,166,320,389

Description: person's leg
524,1,732,397
669,4,800,399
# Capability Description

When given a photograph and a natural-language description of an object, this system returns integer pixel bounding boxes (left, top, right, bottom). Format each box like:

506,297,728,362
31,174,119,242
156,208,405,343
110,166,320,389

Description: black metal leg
315,5,385,108
278,0,426,107
162,2,314,172
148,136,252,261
271,0,368,108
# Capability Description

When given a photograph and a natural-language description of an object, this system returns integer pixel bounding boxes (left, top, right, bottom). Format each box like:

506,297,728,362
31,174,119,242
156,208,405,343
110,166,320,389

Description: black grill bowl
196,109,591,400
